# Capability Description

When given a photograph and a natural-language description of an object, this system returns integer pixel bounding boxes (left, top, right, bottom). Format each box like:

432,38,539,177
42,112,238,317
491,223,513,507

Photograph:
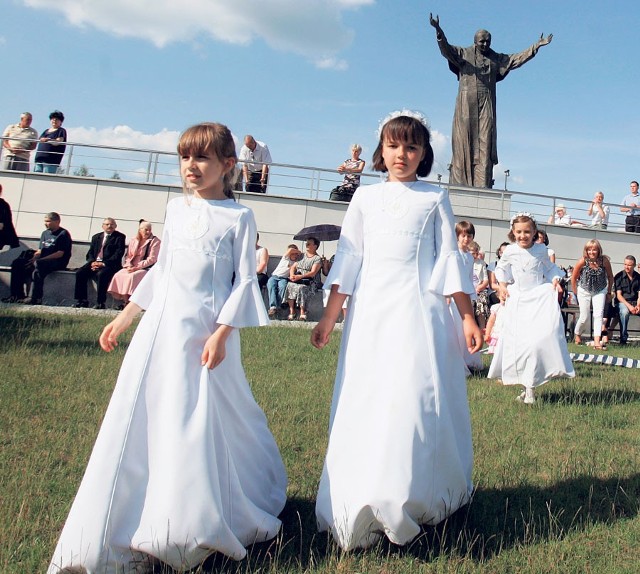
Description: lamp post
504,169,510,191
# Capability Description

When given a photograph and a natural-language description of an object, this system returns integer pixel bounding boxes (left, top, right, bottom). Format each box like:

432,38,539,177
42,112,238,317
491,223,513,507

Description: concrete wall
2,171,639,272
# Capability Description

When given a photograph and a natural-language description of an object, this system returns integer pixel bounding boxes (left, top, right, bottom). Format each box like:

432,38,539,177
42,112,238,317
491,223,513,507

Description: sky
2,0,639,204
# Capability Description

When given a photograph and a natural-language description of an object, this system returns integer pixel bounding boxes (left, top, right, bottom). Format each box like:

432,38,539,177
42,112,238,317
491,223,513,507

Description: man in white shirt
621,181,640,233
238,135,271,193
2,112,38,171
587,191,610,229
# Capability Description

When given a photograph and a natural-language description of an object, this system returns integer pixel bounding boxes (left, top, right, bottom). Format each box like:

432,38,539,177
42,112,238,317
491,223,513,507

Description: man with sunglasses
239,135,271,193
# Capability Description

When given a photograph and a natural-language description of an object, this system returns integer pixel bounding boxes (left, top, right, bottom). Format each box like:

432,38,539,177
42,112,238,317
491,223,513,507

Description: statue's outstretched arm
537,33,553,47
429,13,443,36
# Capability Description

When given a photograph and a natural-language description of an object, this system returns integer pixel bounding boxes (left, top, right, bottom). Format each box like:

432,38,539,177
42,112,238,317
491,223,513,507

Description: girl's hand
99,305,140,351
498,285,509,301
311,317,335,349
462,316,483,354
552,278,563,294
201,325,233,369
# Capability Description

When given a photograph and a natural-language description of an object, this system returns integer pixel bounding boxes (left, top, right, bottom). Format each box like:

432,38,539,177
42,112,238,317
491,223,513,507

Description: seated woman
107,220,161,309
285,237,322,321
329,144,365,202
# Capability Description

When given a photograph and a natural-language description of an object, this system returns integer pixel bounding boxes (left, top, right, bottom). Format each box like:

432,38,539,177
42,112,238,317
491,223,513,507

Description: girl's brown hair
177,122,237,199
507,214,538,243
372,116,434,177
455,220,475,238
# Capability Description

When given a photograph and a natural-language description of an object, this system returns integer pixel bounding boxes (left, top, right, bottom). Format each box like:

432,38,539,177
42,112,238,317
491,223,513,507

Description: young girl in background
311,110,482,550
488,213,574,404
49,123,286,573
452,220,483,371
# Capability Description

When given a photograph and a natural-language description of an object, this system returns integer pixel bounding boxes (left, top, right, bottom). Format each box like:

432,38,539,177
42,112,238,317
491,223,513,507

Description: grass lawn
1,309,639,573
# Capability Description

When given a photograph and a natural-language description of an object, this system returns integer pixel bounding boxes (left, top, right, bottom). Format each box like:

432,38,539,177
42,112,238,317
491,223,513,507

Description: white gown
450,250,483,372
487,242,575,387
316,181,475,550
48,197,287,573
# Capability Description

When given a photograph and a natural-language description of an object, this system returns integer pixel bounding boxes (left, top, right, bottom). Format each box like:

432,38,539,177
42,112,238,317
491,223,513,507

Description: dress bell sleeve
323,190,365,295
217,208,269,328
428,193,474,296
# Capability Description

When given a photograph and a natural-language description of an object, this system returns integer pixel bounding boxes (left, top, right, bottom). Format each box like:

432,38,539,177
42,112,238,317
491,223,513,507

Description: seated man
3,212,72,304
73,218,126,309
266,244,301,317
614,255,640,345
548,204,581,226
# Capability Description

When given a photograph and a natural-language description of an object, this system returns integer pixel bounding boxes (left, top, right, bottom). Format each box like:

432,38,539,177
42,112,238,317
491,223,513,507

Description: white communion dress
316,181,475,550
487,242,575,387
48,197,287,573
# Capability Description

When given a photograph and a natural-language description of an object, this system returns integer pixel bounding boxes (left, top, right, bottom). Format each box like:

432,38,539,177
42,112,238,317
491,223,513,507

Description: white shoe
516,390,536,404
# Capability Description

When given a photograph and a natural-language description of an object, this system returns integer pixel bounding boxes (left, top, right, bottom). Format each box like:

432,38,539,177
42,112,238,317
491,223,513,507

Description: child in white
452,221,483,371
488,213,574,404
48,123,286,573
485,301,505,354
311,111,482,550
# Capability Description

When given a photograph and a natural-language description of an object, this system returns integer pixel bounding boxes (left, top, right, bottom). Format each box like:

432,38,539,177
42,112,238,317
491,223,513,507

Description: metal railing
1,136,634,231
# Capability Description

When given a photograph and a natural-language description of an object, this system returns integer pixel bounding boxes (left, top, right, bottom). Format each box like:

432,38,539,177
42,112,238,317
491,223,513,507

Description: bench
561,303,640,342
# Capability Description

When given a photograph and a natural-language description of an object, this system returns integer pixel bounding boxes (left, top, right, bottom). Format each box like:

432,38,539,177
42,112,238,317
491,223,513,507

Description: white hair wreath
376,109,431,139
509,211,536,226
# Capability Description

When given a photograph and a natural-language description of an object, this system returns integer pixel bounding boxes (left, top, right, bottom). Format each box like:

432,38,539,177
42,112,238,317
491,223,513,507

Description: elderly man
238,135,272,193
429,14,552,189
2,212,72,304
621,181,640,233
2,112,38,171
73,218,126,309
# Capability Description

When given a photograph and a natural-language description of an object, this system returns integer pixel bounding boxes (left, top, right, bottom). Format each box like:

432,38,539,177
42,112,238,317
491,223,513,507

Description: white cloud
21,0,373,66
69,125,181,152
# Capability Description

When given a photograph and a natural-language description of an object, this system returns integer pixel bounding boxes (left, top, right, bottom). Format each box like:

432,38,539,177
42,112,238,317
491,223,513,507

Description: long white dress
48,197,287,574
487,242,575,387
316,181,475,550
450,250,483,371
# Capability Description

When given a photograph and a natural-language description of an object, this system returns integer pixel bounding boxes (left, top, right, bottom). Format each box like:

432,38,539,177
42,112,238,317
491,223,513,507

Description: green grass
1,309,639,573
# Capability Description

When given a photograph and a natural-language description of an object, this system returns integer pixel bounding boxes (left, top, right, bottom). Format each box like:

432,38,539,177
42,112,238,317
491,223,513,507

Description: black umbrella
293,224,342,242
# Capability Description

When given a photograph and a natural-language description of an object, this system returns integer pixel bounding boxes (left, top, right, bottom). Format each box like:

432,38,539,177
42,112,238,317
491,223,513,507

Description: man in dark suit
73,217,126,309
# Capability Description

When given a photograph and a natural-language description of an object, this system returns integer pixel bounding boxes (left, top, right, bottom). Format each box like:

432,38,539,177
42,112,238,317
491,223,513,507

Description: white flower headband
509,211,536,226
376,109,431,139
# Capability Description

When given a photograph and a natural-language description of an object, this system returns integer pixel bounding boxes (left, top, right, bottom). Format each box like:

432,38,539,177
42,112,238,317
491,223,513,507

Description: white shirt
238,141,272,173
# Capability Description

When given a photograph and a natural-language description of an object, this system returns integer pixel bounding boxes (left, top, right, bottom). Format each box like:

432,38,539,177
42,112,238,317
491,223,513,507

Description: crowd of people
1,109,640,574
1,213,160,308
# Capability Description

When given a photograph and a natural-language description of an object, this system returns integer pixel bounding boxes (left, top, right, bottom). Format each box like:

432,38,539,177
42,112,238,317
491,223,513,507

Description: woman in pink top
108,220,161,308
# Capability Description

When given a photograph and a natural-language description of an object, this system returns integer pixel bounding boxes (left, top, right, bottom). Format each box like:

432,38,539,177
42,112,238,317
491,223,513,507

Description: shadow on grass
0,313,63,348
165,473,640,572
542,388,640,406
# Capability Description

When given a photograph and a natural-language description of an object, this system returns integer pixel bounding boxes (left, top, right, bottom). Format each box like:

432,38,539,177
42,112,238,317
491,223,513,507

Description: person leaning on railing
621,180,640,233
239,135,271,193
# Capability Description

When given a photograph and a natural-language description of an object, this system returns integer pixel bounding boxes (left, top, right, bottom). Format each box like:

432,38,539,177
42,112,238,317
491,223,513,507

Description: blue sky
2,0,639,204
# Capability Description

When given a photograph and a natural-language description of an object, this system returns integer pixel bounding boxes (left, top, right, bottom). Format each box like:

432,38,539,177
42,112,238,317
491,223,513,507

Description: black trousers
625,215,640,233
245,172,267,194
10,258,65,299
74,263,118,304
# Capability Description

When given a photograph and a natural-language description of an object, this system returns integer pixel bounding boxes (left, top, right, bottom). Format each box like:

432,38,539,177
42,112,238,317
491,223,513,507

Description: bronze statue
429,14,552,189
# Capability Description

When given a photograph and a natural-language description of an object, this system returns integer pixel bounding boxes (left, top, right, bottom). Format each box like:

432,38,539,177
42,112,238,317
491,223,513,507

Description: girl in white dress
311,110,482,550
488,213,575,404
48,123,287,573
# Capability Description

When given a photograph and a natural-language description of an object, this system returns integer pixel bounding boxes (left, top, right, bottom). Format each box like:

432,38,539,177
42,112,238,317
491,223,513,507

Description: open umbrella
293,224,342,242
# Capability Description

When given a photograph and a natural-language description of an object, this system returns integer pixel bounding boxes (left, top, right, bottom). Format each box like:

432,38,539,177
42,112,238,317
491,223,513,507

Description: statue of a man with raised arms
429,13,552,189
